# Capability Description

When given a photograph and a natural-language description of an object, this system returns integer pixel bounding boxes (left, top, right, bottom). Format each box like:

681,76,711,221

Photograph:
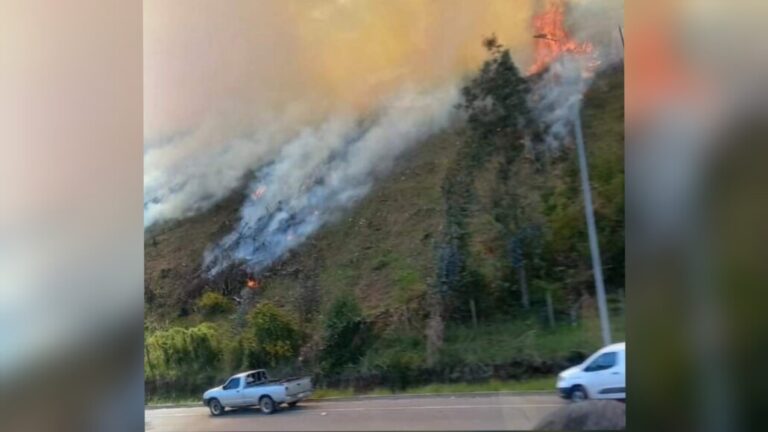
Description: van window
223,377,241,390
585,352,617,372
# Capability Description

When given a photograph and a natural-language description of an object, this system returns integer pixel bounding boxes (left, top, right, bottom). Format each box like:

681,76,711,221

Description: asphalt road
145,393,563,431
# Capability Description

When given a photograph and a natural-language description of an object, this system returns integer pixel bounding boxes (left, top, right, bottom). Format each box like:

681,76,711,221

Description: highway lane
145,393,563,431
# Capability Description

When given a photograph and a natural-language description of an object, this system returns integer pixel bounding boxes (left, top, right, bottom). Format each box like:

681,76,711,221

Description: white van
556,342,625,401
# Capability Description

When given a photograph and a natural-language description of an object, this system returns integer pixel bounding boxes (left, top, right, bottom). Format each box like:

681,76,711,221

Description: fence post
469,298,478,329
546,290,556,327
619,289,625,316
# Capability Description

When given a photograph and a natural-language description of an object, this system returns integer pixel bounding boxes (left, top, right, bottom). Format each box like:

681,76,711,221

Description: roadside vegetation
147,376,556,405
312,376,556,400
145,38,624,403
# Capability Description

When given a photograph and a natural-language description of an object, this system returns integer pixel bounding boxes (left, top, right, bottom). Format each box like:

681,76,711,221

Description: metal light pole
573,108,612,347
533,32,613,346
618,25,625,48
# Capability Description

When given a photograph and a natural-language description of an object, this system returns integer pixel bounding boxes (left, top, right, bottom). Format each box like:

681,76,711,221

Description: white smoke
142,0,622,275
142,0,541,230
529,54,597,150
529,0,623,150
143,110,313,227
202,86,459,275
566,0,624,63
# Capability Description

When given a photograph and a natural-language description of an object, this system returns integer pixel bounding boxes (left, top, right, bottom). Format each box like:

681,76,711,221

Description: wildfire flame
251,185,267,200
528,0,594,75
246,277,260,289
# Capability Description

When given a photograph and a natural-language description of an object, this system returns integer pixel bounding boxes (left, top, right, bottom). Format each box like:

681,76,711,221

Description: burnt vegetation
144,38,624,400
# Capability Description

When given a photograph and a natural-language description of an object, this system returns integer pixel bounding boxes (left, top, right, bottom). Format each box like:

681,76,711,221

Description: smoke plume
143,0,537,228
143,0,623,275
203,87,458,275
530,54,598,150
529,0,623,150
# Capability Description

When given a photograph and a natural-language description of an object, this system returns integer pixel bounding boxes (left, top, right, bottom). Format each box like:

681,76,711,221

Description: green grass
312,376,555,399
396,376,555,394
147,376,555,405
146,395,200,406
441,321,592,364
358,313,625,374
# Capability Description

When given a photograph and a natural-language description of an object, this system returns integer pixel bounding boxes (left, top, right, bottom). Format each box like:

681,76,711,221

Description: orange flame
246,277,260,289
528,0,594,75
251,185,267,200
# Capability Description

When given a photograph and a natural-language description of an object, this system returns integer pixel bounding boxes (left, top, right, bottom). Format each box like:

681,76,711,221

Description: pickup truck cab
203,369,313,416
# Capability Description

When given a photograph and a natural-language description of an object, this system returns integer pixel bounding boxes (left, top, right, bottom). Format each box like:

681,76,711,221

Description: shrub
145,323,224,396
196,292,234,317
245,302,301,367
321,294,371,373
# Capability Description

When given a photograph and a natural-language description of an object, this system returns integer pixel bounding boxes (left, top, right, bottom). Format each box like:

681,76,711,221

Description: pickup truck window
223,377,240,390
245,371,268,388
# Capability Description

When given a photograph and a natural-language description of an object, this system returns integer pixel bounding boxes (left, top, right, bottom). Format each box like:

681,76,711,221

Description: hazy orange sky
143,0,538,140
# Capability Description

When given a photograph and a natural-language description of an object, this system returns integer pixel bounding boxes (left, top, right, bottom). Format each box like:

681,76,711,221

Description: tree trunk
144,344,152,376
518,265,530,309
546,290,556,327
425,294,445,367
570,300,579,326
469,298,478,329
619,289,625,316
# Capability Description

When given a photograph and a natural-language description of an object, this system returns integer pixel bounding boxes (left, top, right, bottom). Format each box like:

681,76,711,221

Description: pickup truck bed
282,376,312,402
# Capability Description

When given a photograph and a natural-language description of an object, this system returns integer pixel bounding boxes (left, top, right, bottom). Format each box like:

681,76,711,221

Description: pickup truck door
241,372,267,405
218,377,244,406
242,383,266,405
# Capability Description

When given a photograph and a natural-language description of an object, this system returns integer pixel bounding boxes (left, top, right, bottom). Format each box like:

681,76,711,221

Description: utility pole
532,31,614,346
573,107,612,347
618,25,625,48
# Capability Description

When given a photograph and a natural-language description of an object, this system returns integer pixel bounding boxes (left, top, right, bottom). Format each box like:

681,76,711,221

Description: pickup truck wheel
208,398,225,416
259,396,276,415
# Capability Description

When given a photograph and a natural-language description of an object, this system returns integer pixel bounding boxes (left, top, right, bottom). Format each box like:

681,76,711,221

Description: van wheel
259,396,276,414
288,401,298,408
570,385,588,402
208,398,225,416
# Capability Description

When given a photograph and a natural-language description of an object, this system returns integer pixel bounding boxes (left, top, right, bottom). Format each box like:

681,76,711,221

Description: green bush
245,302,301,367
322,294,371,372
196,292,234,317
145,323,224,396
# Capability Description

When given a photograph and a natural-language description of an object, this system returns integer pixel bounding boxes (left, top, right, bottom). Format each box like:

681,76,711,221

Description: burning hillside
143,1,624,406
144,0,622,281
527,0,610,151
529,0,596,76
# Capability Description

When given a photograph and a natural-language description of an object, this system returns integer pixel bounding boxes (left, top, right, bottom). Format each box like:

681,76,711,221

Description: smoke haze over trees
145,37,624,399
144,0,624,401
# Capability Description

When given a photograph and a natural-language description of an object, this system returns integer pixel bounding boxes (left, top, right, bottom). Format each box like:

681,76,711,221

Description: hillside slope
146,66,623,322
145,65,624,396
144,125,460,324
